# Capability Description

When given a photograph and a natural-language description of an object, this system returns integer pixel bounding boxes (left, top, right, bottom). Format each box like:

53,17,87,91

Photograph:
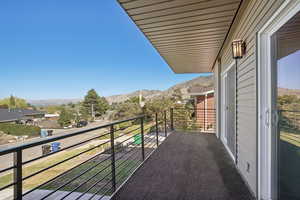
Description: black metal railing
279,110,300,132
278,110,300,144
0,110,174,200
277,109,300,199
172,107,216,132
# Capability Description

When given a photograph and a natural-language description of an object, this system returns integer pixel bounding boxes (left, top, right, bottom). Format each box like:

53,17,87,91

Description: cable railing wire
59,161,112,200
86,176,113,200
22,140,111,182
23,147,112,197
113,126,141,140
0,110,173,200
22,131,111,166
173,108,216,132
73,171,113,200
39,154,113,200
0,166,14,174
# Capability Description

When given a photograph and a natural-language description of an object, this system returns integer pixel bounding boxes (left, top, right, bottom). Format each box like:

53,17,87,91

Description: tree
0,104,8,109
110,96,145,120
58,108,74,127
278,95,299,107
144,97,173,114
171,88,183,102
68,103,76,108
81,89,109,119
9,95,16,108
0,96,28,109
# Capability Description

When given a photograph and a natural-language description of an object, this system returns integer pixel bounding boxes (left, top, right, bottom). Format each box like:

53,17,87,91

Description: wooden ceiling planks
118,0,242,73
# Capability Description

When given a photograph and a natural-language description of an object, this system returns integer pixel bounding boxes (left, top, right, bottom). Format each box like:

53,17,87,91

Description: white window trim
221,61,235,162
257,1,300,199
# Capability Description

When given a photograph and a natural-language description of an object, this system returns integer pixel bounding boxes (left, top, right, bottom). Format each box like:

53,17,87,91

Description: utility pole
91,104,95,120
139,91,145,109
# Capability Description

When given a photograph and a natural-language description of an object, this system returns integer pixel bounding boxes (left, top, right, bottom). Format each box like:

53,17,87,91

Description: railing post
278,110,282,131
110,125,116,193
155,113,159,147
170,108,174,131
141,117,145,161
164,111,167,137
14,150,22,200
203,108,206,131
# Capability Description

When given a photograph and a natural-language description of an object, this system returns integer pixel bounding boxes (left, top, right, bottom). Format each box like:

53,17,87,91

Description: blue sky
278,50,300,90
0,0,207,100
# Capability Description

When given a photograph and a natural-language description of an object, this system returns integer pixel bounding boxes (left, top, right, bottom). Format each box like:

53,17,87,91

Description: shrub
0,123,41,137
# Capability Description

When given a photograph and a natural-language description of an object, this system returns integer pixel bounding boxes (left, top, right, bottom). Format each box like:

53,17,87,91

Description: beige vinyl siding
214,61,221,138
219,0,285,196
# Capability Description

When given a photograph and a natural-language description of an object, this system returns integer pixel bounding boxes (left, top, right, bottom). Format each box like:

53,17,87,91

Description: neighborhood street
0,120,110,172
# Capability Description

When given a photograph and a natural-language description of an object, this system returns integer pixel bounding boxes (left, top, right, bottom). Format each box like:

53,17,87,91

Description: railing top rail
279,109,300,113
172,107,216,110
0,115,144,156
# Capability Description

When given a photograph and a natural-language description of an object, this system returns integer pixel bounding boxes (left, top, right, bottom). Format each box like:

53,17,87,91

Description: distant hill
28,99,82,106
28,75,214,106
27,80,300,107
278,88,300,97
105,90,163,104
162,75,213,99
106,75,213,104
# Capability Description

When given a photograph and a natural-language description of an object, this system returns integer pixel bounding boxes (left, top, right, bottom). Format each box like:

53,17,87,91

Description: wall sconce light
232,39,246,59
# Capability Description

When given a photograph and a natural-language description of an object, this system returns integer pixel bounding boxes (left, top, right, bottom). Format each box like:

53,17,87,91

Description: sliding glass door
273,11,300,200
222,64,236,159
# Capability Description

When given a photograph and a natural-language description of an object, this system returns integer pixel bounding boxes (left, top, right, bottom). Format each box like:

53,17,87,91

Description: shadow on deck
113,132,254,200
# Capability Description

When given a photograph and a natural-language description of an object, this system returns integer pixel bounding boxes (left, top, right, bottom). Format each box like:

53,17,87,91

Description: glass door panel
226,66,236,156
275,11,300,200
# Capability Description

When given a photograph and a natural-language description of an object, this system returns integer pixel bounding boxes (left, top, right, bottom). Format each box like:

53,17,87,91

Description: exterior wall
218,0,285,196
206,94,215,130
214,62,221,138
206,94,214,110
195,95,205,129
195,94,215,130
196,95,205,109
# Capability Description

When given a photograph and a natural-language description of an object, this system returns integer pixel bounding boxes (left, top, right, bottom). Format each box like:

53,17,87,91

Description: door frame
221,61,236,162
257,1,300,199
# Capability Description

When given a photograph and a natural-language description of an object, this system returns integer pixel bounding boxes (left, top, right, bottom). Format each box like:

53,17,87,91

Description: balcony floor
113,132,254,200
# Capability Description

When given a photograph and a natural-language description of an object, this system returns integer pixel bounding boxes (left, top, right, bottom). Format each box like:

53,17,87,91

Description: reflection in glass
276,11,300,200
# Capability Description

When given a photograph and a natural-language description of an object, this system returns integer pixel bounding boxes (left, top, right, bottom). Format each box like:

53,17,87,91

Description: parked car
76,120,88,128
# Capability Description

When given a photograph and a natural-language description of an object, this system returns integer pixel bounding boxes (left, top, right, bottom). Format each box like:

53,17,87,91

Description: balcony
0,109,253,200
114,131,253,200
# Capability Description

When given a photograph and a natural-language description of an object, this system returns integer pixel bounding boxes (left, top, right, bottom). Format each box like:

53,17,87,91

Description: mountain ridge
28,75,214,106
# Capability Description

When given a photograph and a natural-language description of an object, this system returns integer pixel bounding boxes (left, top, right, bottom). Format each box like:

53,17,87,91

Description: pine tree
58,108,74,127
81,89,109,119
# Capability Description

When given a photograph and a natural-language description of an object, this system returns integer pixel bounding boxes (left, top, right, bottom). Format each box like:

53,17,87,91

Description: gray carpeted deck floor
113,132,254,200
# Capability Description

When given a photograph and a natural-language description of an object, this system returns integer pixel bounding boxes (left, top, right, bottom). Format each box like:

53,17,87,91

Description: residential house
0,108,45,124
188,86,215,131
44,113,60,121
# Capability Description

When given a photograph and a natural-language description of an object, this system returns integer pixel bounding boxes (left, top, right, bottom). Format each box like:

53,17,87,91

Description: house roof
117,0,243,73
0,109,45,123
188,86,214,96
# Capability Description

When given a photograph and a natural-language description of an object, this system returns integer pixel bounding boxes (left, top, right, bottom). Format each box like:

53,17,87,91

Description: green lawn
40,159,140,195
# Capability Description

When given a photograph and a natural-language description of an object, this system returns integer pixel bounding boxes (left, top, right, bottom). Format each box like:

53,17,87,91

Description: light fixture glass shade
232,39,246,59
